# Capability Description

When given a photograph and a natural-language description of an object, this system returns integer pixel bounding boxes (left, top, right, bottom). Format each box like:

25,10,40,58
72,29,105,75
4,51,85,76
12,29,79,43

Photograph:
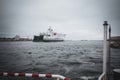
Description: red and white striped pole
0,72,70,80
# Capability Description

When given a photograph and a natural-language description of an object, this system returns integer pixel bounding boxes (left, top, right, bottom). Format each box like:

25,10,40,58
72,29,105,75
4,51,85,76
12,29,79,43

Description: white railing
0,72,70,80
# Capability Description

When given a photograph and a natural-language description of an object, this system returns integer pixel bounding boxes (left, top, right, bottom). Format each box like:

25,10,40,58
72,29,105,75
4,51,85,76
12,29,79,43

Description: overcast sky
0,0,120,40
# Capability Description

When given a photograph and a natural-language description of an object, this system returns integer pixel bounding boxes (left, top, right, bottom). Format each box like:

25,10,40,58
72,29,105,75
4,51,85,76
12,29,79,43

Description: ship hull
33,36,64,42
43,40,64,42
33,35,44,42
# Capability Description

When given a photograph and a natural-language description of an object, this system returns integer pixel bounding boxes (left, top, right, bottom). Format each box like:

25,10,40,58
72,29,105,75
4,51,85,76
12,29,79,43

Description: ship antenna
48,26,53,32
48,26,51,30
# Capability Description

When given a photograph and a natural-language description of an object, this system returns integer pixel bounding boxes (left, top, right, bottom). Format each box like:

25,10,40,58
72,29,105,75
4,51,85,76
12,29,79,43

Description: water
0,40,120,80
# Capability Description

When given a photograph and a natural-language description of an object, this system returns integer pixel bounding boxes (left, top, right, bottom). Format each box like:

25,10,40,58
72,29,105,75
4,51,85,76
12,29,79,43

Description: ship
33,27,66,42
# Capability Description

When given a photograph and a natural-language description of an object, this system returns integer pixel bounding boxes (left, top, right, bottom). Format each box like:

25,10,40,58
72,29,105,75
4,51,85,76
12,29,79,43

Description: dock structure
108,36,120,41
109,36,120,49
98,21,120,80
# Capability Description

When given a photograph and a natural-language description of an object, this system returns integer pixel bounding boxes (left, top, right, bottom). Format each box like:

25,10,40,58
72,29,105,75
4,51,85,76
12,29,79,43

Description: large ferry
33,27,66,42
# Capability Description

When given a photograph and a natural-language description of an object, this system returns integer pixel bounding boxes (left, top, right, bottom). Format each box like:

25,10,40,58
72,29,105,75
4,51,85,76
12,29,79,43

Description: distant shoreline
0,37,32,42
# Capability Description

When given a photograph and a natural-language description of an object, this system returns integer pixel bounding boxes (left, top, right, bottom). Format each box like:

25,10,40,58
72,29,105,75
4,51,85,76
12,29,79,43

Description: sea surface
0,40,120,80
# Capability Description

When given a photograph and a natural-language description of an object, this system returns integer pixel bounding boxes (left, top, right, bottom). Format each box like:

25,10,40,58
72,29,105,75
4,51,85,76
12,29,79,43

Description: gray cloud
0,0,120,40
